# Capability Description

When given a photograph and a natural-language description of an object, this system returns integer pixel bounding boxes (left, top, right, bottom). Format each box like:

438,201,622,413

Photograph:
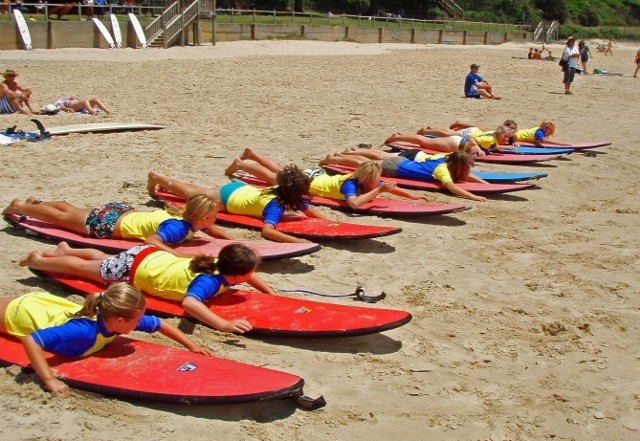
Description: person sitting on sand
319,149,488,202
3,195,231,257
224,147,430,209
20,242,275,334
147,167,332,244
1,69,36,115
464,64,501,99
54,96,111,115
0,283,212,398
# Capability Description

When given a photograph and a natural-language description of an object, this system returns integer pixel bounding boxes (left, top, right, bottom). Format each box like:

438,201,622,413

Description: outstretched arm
261,223,310,243
144,233,189,257
157,319,213,355
201,225,235,240
303,206,332,221
246,273,277,295
182,296,252,333
443,181,487,202
22,335,71,398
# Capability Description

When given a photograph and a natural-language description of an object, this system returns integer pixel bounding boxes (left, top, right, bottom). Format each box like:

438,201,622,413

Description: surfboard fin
293,393,326,410
30,119,51,141
354,286,386,303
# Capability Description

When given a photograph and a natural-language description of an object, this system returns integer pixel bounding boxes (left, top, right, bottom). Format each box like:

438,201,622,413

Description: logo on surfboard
294,307,312,314
176,362,198,372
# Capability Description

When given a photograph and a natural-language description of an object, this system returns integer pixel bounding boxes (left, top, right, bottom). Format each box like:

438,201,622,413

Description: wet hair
181,194,218,225
445,151,472,182
73,283,145,320
189,243,259,276
352,161,381,193
540,120,556,136
261,164,311,212
493,125,511,143
502,119,518,131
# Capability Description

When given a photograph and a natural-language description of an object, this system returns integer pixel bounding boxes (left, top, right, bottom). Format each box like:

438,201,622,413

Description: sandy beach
1,39,639,440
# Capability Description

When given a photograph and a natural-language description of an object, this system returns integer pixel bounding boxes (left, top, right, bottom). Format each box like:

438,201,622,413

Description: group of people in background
0,68,110,115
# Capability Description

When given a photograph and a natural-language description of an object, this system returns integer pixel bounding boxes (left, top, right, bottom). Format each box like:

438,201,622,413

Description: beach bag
559,57,567,71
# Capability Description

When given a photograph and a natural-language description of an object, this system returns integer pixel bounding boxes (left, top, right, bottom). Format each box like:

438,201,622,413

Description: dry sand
1,39,639,440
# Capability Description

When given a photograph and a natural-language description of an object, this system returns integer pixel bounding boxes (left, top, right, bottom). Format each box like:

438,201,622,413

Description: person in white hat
1,69,36,115
464,63,501,99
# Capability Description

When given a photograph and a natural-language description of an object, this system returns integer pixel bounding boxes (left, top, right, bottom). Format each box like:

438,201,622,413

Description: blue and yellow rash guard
474,133,498,152
310,173,359,200
132,250,229,302
119,210,195,244
396,157,453,184
221,181,309,227
515,127,545,143
4,292,160,357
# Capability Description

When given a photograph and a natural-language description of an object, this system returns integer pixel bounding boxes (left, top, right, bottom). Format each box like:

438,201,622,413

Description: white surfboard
13,10,32,50
45,122,165,136
128,13,148,49
92,17,115,49
110,14,122,48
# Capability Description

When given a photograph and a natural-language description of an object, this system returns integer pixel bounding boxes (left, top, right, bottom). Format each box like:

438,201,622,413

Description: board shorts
0,96,18,114
380,156,406,177
398,149,422,161
563,67,577,84
219,181,246,209
303,167,325,180
99,244,151,282
85,202,134,238
465,86,481,98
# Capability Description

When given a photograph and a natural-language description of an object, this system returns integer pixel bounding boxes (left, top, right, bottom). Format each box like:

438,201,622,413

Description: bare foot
43,241,71,257
2,198,22,216
19,251,42,267
147,172,162,195
224,158,242,177
240,147,255,161
319,154,336,166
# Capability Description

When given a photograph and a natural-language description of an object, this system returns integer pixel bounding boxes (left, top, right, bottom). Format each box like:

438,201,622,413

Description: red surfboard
0,334,312,405
152,190,402,240
387,141,562,164
232,174,471,216
4,214,321,260
514,141,610,150
323,164,534,194
34,270,413,338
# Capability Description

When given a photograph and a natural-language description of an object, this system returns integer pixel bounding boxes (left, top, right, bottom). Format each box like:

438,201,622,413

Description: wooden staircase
437,0,464,19
144,0,215,48
533,20,558,42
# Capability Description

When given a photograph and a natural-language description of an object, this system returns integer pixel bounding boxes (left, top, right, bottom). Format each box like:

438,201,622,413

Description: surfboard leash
278,285,386,303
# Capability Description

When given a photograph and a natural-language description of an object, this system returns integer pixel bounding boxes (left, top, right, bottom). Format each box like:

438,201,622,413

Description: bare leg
224,148,282,185
417,128,459,137
3,199,90,235
43,241,112,260
147,171,219,200
19,250,105,283
449,120,475,130
385,132,458,153
339,149,396,160
319,153,369,168
89,98,110,114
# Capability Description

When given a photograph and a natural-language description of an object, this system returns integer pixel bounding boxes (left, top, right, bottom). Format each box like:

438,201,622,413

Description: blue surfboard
503,146,573,155
473,170,548,183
